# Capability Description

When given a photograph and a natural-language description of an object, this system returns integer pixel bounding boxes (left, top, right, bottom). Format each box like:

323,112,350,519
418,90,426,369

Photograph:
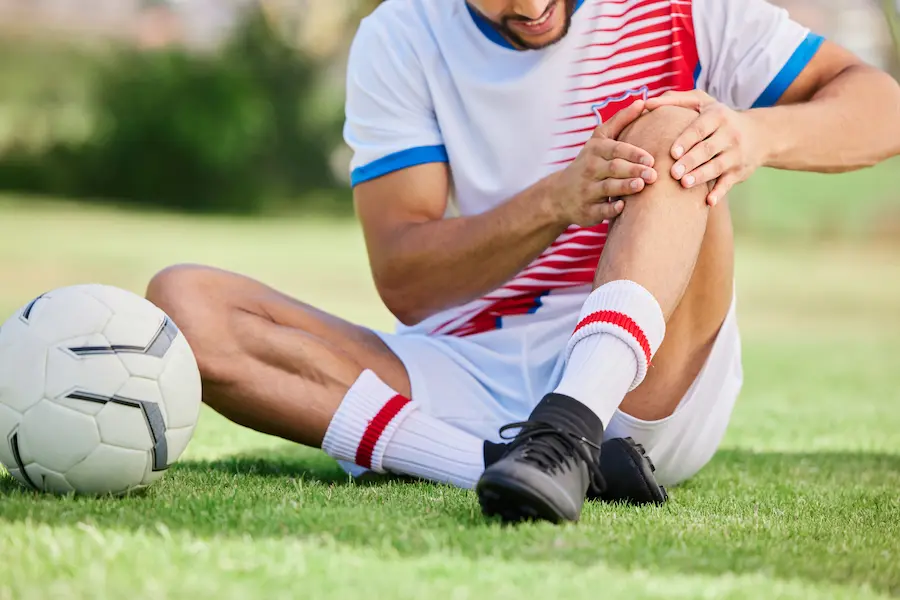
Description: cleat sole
477,472,576,524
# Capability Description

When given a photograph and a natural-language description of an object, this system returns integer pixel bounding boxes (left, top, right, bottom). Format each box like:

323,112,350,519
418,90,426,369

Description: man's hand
645,90,766,206
545,100,659,226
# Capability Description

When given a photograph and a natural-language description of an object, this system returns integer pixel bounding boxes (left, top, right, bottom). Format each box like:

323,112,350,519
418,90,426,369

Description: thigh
147,265,413,446
149,264,411,395
233,272,413,396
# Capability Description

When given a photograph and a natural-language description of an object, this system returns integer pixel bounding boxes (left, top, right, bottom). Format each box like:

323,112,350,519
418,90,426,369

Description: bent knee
146,264,238,385
147,265,226,330
619,105,699,160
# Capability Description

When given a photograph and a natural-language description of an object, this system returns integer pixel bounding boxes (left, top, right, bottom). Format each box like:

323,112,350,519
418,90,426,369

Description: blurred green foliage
0,9,345,214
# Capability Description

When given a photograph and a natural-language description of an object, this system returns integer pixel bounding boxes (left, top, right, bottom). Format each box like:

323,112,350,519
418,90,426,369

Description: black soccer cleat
589,437,667,505
483,435,667,507
476,393,605,524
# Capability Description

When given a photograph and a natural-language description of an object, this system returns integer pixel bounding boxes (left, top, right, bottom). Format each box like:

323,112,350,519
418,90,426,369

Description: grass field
0,198,899,600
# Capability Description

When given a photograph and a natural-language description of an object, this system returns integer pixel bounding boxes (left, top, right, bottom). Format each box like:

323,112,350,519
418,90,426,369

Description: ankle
529,393,605,445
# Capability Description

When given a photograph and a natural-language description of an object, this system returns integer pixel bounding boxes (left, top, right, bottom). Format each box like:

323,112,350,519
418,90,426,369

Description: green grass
1,199,899,600
730,159,900,240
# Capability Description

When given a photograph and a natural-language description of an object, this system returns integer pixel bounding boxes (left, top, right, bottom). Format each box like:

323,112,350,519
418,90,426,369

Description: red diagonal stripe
355,394,411,469
576,19,673,53
586,0,663,21
566,49,677,92
569,37,676,80
563,67,678,106
582,6,673,34
574,310,652,364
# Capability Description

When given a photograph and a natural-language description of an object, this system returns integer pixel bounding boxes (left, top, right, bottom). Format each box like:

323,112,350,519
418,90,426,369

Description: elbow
375,278,431,327
390,304,428,328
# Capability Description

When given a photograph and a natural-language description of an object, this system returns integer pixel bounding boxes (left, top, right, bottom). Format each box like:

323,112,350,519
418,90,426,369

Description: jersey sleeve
343,17,446,187
692,0,825,110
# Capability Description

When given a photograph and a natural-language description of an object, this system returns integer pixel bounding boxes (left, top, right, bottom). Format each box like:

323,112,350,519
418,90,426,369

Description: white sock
554,280,666,427
321,370,485,489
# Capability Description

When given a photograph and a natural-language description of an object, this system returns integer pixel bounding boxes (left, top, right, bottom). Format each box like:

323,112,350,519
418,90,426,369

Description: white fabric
692,0,816,109
344,0,818,338
564,280,666,389
363,295,743,487
322,370,416,473
553,280,666,426
554,335,637,428
382,409,485,489
325,370,486,485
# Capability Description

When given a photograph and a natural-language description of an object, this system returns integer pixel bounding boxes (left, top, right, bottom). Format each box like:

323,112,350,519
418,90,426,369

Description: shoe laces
499,420,607,494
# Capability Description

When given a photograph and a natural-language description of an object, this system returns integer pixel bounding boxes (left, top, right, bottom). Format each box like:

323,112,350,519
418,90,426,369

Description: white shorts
367,293,743,487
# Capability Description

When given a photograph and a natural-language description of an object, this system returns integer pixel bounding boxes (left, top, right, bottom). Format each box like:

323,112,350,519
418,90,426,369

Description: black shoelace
499,420,607,494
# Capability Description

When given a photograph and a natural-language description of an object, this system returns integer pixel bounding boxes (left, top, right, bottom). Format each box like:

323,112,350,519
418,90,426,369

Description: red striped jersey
344,0,822,337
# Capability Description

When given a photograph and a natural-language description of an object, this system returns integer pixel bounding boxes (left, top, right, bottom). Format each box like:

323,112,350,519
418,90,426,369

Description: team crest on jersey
591,86,650,125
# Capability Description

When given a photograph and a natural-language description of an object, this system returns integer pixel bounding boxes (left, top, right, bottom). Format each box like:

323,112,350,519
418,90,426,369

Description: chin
522,27,567,48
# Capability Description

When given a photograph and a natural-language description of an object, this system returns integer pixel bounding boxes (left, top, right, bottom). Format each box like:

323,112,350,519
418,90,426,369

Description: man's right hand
545,100,658,227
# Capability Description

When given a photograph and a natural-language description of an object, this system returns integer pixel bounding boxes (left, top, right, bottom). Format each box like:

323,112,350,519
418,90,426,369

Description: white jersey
344,0,822,338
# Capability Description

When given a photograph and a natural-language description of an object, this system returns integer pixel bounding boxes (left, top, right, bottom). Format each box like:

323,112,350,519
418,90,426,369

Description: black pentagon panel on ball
18,293,47,324
7,428,40,491
65,391,169,472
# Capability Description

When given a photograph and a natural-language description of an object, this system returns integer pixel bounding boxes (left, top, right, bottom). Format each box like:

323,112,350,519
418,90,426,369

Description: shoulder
350,0,445,67
347,0,455,110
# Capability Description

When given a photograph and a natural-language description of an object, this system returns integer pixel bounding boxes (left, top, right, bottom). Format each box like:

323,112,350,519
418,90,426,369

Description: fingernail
641,169,654,181
709,194,718,206
615,200,625,211
673,146,684,159
640,156,654,167
673,164,685,178
684,175,695,187
630,179,642,190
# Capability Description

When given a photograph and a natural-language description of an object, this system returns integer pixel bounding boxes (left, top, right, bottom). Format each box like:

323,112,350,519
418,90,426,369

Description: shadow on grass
0,444,412,499
176,448,349,483
2,447,899,593
173,445,420,486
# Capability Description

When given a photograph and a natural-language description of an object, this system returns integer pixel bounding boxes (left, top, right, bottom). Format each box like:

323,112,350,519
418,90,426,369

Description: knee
147,264,215,322
146,264,233,385
619,105,699,161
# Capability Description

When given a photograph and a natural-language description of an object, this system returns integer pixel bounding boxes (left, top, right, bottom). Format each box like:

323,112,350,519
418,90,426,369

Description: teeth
524,6,552,26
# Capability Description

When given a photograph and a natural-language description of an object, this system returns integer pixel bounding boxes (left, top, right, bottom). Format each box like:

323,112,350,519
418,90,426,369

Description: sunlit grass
0,198,898,600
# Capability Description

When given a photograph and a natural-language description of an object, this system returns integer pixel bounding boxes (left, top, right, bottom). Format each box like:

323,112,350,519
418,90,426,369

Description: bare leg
476,106,735,523
146,266,410,447
601,106,735,421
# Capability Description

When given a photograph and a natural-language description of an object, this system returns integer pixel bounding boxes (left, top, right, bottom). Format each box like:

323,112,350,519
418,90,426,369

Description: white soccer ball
0,284,202,495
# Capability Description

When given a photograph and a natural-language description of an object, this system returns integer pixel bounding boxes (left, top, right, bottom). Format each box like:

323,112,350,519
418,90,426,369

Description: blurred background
0,0,897,336
2,8,898,595
0,0,896,220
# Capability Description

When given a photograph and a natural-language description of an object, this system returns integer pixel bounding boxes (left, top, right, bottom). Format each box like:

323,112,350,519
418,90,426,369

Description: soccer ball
0,284,202,495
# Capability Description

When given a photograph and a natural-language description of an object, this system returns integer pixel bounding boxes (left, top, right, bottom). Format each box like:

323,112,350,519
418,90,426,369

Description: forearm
752,65,900,173
373,178,566,325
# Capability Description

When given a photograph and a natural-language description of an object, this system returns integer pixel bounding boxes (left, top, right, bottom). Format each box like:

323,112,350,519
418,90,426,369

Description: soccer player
147,0,900,523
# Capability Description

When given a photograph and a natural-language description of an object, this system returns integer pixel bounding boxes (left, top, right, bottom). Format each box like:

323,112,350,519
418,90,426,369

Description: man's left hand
645,90,767,206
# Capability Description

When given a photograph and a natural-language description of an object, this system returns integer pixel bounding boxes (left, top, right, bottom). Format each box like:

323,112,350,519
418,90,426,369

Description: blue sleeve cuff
752,33,825,109
350,145,449,186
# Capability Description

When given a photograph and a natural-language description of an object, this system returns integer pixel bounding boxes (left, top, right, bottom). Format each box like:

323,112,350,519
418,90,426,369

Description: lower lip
510,2,557,36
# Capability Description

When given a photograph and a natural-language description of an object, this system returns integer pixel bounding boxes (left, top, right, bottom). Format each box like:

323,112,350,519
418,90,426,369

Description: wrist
745,108,785,168
533,171,571,228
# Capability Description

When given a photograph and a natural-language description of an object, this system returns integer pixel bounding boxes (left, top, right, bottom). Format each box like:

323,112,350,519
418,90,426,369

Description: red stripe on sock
355,394,411,470
573,310,652,365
